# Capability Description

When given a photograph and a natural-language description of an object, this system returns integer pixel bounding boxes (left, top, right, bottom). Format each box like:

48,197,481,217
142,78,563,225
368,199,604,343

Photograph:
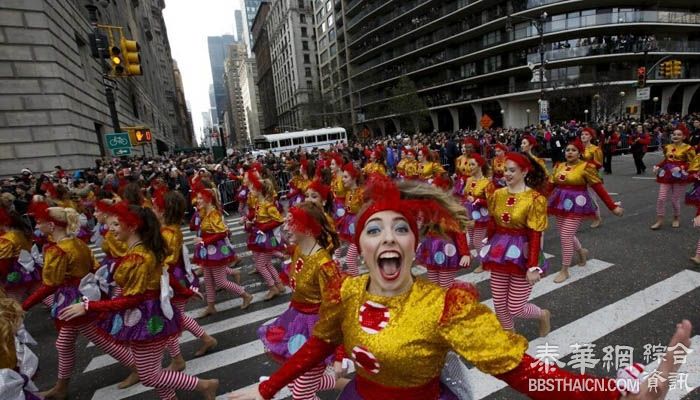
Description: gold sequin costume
362,162,387,177
582,144,603,169
337,187,364,242
656,142,696,184
548,160,617,217
418,161,446,182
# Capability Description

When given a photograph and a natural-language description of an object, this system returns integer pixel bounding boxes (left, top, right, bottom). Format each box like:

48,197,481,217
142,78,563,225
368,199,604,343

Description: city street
22,151,700,400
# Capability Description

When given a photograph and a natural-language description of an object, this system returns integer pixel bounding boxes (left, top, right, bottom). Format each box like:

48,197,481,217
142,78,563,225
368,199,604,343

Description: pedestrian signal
128,127,152,145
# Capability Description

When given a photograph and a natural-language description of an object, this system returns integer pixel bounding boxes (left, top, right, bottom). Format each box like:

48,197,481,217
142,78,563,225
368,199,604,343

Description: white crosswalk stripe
80,224,699,400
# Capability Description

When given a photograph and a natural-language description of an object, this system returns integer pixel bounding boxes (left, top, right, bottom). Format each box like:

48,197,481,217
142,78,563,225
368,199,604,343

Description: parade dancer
23,204,138,399
195,187,252,317
520,134,548,173
651,127,695,230
548,140,624,284
491,143,508,188
396,148,418,180
306,179,336,229
0,296,40,400
58,202,219,400
246,176,286,300
287,160,311,206
336,163,363,276
152,190,218,369
258,202,343,399
0,206,39,301
362,149,387,177
93,199,127,298
481,153,551,335
417,146,446,184
453,138,479,199
580,128,605,228
229,174,691,400
328,153,347,223
463,154,495,273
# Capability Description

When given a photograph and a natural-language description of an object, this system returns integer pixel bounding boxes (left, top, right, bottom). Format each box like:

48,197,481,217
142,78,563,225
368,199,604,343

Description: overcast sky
163,0,242,144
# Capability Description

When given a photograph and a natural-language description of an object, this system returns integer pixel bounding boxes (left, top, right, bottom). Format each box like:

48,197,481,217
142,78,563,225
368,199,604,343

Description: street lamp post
506,12,548,124
652,96,659,115
619,91,626,118
526,108,531,126
584,109,589,124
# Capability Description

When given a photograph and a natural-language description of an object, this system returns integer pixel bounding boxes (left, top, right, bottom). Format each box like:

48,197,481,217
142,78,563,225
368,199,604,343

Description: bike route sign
106,132,132,156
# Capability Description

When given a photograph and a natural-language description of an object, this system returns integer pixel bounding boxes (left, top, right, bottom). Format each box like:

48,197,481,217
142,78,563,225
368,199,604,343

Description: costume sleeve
0,237,16,259
162,228,182,268
591,183,617,211
495,353,620,399
454,230,470,258
41,244,68,286
88,294,144,312
438,284,528,375
583,163,603,185
311,274,347,345
527,230,542,269
593,147,603,168
112,254,149,296
317,261,341,296
22,283,58,311
202,209,227,233
685,146,697,165
526,194,548,232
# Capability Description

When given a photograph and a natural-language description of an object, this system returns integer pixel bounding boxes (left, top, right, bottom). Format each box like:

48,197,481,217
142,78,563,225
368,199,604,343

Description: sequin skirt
464,199,490,225
170,258,199,290
258,307,329,364
337,213,357,242
193,237,238,267
492,174,506,188
99,298,180,342
686,181,700,206
77,227,92,244
50,285,82,320
480,232,548,273
95,255,118,297
656,162,690,184
333,198,346,221
416,235,464,271
338,378,458,400
452,177,466,199
1,259,40,288
189,210,201,232
246,228,284,253
547,186,597,217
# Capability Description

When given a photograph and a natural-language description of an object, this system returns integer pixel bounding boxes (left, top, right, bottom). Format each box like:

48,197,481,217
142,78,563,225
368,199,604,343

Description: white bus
252,127,347,155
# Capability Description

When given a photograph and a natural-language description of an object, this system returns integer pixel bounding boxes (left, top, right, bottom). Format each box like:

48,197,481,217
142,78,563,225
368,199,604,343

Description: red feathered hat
107,201,142,229
505,152,531,172
569,138,585,154
521,134,538,148
29,201,66,227
287,205,322,237
493,143,508,153
471,153,486,167
342,162,360,180
581,127,597,139
677,123,690,138
464,137,480,149
307,179,330,199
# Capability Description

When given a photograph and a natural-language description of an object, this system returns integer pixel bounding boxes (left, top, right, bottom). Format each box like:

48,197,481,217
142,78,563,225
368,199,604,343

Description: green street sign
106,132,131,150
112,147,132,156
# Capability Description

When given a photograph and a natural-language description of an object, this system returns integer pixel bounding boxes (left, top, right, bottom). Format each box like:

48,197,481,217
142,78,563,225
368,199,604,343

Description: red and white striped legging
253,252,282,287
345,243,359,276
657,183,684,217
555,215,584,267
167,298,206,358
56,322,134,380
490,271,542,330
286,364,336,400
469,226,487,258
426,270,458,288
203,266,246,303
132,338,199,399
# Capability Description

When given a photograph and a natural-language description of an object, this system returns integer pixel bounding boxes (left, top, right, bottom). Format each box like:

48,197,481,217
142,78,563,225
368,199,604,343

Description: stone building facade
223,41,248,147
0,0,186,175
239,56,263,144
251,1,278,134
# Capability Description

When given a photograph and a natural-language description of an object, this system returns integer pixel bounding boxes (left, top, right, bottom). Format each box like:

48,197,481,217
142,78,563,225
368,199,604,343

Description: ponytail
523,154,548,193
133,206,166,265
63,208,80,236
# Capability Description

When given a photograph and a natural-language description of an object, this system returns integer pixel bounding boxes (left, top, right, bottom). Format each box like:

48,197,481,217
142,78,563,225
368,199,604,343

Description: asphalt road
22,150,700,400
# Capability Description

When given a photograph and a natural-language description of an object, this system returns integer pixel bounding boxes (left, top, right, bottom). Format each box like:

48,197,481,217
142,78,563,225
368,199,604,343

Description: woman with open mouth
229,175,691,400
258,202,346,399
548,140,624,284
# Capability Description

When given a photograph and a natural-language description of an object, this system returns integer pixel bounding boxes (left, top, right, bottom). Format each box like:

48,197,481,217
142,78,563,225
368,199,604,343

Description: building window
305,67,312,77
304,53,311,63
316,10,323,21
302,40,309,50
328,28,335,40
321,21,326,33
298,0,304,8
301,27,308,37
327,14,333,27
325,0,331,12
300,14,306,23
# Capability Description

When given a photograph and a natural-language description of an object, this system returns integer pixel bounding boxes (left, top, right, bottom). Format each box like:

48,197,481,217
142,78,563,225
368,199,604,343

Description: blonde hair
396,180,469,231
47,207,80,235
0,297,23,369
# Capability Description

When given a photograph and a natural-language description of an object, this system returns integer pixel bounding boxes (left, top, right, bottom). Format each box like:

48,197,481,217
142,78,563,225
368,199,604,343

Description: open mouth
377,251,402,281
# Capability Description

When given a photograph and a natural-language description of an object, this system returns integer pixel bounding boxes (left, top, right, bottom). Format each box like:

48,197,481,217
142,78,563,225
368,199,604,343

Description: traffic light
128,126,152,145
671,60,682,78
659,61,670,78
109,42,126,76
121,38,142,76
637,66,646,88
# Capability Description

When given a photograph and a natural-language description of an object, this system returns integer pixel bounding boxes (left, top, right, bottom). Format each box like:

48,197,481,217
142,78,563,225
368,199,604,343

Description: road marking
86,256,612,398
632,177,657,180
663,335,700,400
468,270,700,399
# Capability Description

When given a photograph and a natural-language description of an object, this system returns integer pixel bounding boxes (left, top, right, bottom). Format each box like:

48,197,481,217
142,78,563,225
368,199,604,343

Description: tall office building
251,1,278,134
223,42,249,147
235,10,245,43
244,0,263,49
344,2,700,134
265,0,320,129
207,35,237,127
